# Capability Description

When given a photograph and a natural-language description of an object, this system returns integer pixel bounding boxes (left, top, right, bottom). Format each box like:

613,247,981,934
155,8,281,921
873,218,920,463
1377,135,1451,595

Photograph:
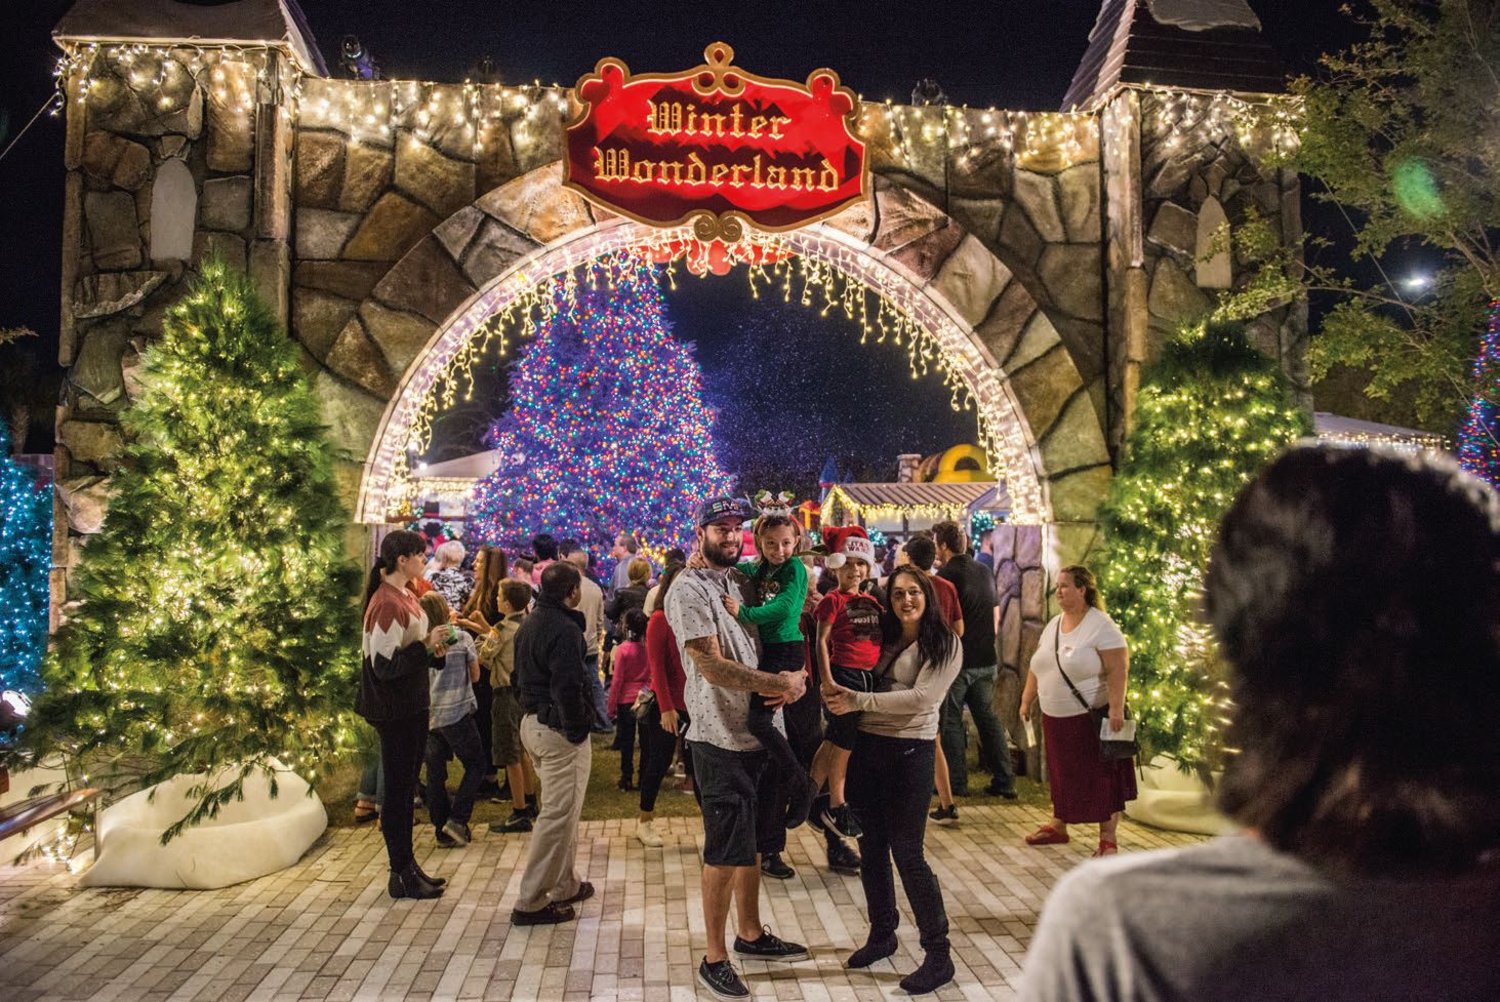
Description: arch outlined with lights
356,216,1067,528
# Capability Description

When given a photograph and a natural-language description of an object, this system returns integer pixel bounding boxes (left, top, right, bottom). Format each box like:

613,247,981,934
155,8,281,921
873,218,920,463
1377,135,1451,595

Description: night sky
0,1,1358,460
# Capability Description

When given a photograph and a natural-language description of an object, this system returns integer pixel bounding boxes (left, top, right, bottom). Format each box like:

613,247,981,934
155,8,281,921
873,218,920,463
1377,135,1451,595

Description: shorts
490,686,524,768
688,740,767,867
825,664,875,751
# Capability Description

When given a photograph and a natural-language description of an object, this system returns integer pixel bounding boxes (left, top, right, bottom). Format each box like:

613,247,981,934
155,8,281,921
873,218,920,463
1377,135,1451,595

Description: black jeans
424,712,486,828
638,705,690,813
756,650,822,856
373,713,427,872
846,732,950,954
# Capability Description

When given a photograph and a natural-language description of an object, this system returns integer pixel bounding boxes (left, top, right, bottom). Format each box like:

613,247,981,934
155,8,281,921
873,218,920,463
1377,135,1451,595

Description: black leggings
748,641,807,777
638,705,690,813
373,713,427,872
847,732,950,954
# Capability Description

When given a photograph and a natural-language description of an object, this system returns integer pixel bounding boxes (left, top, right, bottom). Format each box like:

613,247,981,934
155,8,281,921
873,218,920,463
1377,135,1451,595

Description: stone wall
1105,89,1308,448
50,52,1304,630
52,49,292,617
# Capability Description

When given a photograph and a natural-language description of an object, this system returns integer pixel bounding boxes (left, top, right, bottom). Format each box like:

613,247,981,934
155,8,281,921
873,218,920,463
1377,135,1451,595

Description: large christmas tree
22,261,361,838
0,420,51,699
468,256,734,557
1096,321,1311,775
1457,300,1500,489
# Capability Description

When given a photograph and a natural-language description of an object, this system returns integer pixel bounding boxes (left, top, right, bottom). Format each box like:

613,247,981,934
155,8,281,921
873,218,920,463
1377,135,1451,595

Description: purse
1053,618,1137,762
630,686,656,719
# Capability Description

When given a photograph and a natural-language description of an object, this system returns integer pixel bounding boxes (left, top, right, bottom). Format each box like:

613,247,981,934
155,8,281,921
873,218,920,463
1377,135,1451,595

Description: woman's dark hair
655,560,686,611
531,533,559,561
364,529,427,609
1058,564,1103,610
462,545,507,622
622,608,650,642
881,566,958,673
1206,444,1500,876
538,561,582,603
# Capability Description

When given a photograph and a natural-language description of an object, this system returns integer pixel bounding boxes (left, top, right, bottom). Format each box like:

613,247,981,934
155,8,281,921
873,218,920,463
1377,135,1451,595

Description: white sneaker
635,819,664,847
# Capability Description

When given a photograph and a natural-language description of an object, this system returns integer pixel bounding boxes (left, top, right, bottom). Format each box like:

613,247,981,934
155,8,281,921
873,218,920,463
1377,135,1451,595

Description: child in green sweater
721,510,819,829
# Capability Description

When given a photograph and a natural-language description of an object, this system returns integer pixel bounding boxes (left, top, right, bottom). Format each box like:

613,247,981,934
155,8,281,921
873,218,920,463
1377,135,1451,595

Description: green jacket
735,556,807,645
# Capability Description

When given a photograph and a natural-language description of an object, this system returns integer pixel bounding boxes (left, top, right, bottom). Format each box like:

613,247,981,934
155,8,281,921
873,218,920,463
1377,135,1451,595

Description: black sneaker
826,838,862,875
784,773,818,830
806,792,829,835
821,802,864,840
697,958,750,1000
434,826,460,848
490,811,533,834
733,926,809,962
760,853,794,880
985,782,1019,800
929,804,959,826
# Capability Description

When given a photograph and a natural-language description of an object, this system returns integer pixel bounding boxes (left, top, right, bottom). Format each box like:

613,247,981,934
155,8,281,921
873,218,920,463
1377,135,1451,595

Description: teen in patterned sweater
358,529,454,900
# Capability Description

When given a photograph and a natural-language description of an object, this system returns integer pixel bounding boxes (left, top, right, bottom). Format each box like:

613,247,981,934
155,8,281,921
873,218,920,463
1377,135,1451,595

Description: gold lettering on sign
645,100,792,140
592,146,840,194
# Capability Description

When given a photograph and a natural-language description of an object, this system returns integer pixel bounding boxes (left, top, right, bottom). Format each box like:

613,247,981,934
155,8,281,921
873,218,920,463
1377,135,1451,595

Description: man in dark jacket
933,520,1017,799
509,562,595,926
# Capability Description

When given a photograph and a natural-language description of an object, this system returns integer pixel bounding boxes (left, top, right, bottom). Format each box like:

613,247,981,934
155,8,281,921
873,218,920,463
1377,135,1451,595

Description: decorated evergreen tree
21,261,361,837
1096,321,1311,775
468,255,734,559
1457,301,1500,488
0,419,51,698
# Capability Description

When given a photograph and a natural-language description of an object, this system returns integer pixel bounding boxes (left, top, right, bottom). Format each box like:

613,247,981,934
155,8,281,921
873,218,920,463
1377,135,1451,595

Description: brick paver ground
0,804,1205,1001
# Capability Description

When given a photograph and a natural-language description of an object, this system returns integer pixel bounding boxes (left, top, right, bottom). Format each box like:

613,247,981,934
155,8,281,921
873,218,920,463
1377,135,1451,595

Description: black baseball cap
695,496,755,526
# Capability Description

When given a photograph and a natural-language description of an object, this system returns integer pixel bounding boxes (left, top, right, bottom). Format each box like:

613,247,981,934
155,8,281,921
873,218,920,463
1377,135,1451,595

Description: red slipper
1024,824,1070,846
1093,839,1119,857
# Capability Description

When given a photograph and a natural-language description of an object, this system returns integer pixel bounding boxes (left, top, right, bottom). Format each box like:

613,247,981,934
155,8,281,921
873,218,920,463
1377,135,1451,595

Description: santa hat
824,525,875,569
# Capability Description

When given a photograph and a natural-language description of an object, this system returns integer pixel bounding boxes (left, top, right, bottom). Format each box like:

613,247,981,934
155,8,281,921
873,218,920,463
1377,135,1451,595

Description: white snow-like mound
81,760,326,889
1126,755,1234,836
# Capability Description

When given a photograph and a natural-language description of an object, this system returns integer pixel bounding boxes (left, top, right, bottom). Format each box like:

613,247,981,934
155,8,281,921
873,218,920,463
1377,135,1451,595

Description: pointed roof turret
1063,0,1284,111
54,0,326,76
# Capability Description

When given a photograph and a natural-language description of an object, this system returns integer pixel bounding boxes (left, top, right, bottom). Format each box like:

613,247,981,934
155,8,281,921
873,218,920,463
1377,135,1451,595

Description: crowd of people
355,444,1500,1001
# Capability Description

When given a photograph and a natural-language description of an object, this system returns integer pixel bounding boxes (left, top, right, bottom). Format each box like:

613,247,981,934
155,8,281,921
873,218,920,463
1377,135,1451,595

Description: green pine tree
22,261,361,839
1097,321,1311,776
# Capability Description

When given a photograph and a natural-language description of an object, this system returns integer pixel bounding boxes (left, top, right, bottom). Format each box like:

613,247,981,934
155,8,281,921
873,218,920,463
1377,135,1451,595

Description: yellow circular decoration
933,443,990,483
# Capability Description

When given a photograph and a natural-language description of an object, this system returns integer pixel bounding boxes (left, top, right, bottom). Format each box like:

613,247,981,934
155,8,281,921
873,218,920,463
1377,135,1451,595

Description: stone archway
324,164,1111,567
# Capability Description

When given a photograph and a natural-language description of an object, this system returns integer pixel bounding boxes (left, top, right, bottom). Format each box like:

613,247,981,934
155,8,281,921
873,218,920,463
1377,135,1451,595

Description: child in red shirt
810,527,882,840
608,609,653,792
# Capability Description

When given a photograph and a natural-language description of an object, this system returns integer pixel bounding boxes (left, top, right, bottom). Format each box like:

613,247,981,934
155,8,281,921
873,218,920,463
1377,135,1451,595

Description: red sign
565,43,867,240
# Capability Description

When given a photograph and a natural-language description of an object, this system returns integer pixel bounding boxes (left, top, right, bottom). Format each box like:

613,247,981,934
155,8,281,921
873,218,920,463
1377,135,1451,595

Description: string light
361,221,1051,528
24,262,362,838
0,421,49,699
1098,322,1310,772
1457,299,1500,487
465,255,735,560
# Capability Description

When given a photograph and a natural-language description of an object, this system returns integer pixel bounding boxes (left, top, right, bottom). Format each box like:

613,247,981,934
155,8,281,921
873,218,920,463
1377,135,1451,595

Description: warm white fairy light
357,219,1051,528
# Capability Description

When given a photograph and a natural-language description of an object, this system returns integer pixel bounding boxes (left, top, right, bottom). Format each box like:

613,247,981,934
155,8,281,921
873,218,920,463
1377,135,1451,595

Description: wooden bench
0,787,103,858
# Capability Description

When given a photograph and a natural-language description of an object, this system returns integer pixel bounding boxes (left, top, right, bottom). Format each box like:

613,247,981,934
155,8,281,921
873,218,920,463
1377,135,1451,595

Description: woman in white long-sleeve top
825,564,963,996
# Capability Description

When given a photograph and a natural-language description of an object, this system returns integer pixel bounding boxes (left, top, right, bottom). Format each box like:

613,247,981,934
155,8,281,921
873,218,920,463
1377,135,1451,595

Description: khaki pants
514,714,591,911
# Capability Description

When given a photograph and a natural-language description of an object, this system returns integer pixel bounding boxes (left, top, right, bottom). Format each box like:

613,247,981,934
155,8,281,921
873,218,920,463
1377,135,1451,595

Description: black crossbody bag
1053,618,1137,762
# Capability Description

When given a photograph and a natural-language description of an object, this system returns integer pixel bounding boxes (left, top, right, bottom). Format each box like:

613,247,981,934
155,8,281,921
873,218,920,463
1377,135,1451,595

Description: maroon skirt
1042,711,1137,824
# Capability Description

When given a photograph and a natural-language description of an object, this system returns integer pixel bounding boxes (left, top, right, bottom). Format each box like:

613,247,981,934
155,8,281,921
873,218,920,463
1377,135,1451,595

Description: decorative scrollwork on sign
565,43,868,241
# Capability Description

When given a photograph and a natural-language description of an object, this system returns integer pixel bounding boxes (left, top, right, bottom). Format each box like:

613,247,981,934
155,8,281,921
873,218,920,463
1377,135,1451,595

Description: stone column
1101,90,1147,457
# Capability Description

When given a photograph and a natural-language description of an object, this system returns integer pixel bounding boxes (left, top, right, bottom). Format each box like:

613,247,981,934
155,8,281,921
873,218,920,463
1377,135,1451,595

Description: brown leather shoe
510,902,576,926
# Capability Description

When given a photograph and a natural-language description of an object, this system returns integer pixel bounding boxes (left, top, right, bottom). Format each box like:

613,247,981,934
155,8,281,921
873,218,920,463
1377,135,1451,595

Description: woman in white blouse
1019,565,1134,857
825,565,963,996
